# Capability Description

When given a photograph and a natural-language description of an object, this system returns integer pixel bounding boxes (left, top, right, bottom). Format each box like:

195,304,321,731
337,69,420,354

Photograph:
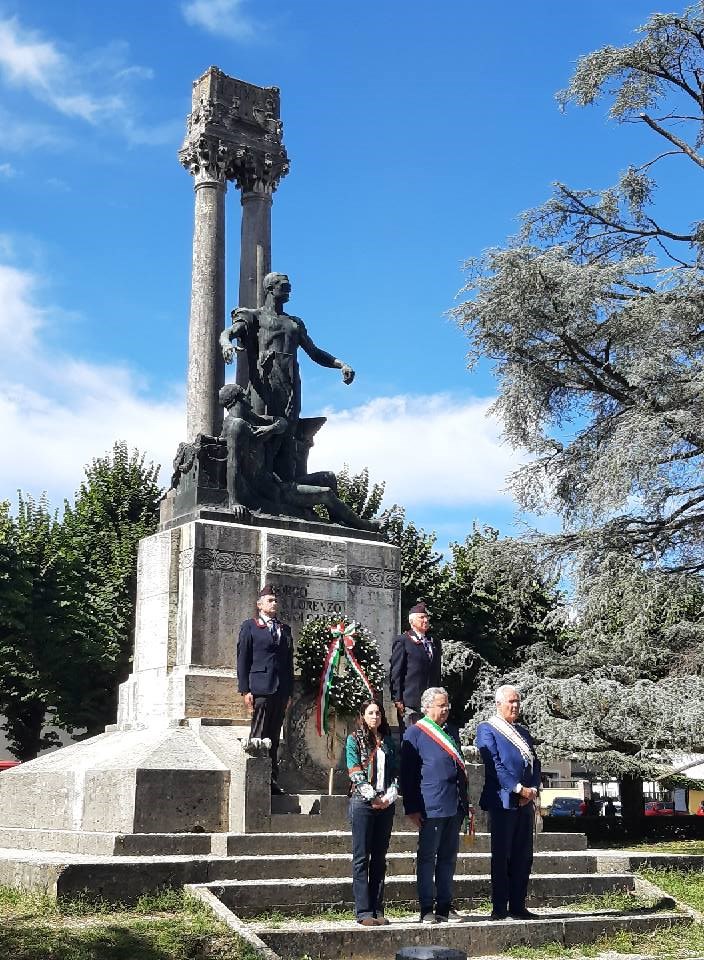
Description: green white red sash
315,622,374,736
415,716,465,769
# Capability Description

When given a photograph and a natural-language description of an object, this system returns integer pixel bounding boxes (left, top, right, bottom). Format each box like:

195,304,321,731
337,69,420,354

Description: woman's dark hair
357,698,390,745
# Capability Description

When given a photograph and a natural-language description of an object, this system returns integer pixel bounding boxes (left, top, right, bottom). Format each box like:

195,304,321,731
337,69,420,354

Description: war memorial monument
0,68,686,960
0,66,400,847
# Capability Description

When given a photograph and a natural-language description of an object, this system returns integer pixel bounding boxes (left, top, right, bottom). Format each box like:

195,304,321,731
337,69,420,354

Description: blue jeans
349,798,395,919
416,811,463,916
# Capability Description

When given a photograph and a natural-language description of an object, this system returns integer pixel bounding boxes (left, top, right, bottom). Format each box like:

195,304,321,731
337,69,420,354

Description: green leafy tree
443,527,563,725
452,5,704,574
471,558,704,821
334,465,448,616
0,496,75,760
59,442,162,734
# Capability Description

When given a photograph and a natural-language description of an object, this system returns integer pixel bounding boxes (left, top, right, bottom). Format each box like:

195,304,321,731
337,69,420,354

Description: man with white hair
476,685,541,921
390,602,441,731
400,687,469,924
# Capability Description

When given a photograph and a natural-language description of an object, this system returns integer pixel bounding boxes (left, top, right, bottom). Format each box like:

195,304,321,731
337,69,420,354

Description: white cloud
0,261,183,507
309,394,525,510
0,257,525,522
182,0,258,40
0,162,14,177
0,18,172,146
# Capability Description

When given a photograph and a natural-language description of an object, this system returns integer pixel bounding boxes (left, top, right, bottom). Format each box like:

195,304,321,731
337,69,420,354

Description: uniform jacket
400,721,468,820
237,617,294,698
475,720,541,811
389,631,442,712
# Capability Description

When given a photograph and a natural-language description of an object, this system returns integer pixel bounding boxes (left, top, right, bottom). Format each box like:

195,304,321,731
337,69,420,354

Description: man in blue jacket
237,585,294,794
475,685,541,920
400,687,469,924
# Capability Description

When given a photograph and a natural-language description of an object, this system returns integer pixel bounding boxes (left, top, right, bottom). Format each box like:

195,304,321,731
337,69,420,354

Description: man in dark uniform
390,602,442,731
237,585,294,794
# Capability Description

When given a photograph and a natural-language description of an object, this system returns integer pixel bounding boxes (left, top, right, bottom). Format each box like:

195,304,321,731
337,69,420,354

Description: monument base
0,721,271,840
0,515,400,841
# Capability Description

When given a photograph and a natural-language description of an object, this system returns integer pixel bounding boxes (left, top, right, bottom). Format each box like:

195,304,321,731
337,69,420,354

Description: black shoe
270,782,285,795
509,908,538,920
489,911,508,921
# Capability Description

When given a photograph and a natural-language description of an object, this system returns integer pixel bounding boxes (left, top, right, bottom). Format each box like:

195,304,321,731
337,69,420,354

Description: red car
644,800,676,816
0,761,19,772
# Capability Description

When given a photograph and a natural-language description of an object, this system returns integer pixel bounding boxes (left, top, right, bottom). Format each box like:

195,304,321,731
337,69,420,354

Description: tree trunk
7,700,48,762
620,773,644,827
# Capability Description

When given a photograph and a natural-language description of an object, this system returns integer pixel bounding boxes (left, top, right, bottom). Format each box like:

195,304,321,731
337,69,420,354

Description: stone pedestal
118,517,399,731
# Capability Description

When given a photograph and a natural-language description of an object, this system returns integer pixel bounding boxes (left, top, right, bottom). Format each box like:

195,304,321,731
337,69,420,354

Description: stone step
206,871,636,916
207,850,597,881
226,830,587,856
0,826,588,858
251,909,688,959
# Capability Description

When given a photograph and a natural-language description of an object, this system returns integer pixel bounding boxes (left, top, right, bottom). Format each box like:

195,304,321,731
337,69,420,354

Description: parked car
644,800,675,816
547,797,584,816
0,761,19,772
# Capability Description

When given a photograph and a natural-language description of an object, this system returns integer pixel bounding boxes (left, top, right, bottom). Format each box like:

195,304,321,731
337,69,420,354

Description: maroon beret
258,585,277,598
409,602,429,615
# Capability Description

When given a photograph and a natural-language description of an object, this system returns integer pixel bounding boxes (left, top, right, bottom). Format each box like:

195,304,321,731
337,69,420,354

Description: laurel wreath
296,615,385,716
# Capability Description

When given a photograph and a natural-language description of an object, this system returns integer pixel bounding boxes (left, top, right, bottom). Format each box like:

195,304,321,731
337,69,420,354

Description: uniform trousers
488,802,535,915
251,689,288,782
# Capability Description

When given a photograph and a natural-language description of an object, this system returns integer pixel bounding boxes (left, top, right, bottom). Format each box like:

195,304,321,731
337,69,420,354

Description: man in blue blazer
390,602,442,731
476,685,541,920
401,686,469,924
237,585,294,794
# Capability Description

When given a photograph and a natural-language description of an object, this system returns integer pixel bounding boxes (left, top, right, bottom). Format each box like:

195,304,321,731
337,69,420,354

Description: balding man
390,602,441,732
476,685,541,920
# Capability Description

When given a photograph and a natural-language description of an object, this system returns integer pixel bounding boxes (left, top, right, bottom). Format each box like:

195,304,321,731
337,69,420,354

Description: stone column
178,68,289,432
239,187,272,309
181,137,228,441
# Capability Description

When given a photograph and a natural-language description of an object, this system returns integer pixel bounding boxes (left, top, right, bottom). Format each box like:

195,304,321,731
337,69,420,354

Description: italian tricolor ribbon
415,716,465,769
315,621,374,735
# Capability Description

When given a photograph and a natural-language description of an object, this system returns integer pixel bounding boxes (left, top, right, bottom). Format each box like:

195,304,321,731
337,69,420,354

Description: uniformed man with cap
237,585,295,794
390,601,442,732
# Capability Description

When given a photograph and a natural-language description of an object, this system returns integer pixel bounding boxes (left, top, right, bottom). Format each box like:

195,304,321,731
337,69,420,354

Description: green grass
0,886,257,960
504,868,704,958
624,840,704,855
567,890,660,913
640,867,704,914
252,892,659,928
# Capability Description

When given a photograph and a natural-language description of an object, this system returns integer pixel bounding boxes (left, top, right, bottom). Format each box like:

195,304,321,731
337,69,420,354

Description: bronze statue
220,272,355,482
218,384,378,531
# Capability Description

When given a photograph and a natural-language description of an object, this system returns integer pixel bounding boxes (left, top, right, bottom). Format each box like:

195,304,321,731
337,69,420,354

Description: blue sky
0,0,668,548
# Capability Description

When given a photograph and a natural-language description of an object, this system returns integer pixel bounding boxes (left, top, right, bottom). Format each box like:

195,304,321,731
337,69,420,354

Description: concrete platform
229,829,588,854
208,849,598,881
0,827,588,857
247,909,688,960
207,871,637,916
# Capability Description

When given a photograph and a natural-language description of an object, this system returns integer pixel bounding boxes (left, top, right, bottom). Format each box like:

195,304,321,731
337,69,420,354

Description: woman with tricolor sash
345,699,399,926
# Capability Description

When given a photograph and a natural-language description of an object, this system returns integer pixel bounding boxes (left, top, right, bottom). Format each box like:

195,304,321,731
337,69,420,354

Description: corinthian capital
179,135,229,186
227,147,290,195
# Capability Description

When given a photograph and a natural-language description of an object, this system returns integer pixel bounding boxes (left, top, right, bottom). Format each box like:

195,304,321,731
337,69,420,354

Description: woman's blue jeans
416,811,463,916
349,797,395,920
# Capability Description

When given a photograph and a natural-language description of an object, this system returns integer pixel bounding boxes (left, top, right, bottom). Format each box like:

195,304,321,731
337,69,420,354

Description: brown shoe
357,917,377,926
